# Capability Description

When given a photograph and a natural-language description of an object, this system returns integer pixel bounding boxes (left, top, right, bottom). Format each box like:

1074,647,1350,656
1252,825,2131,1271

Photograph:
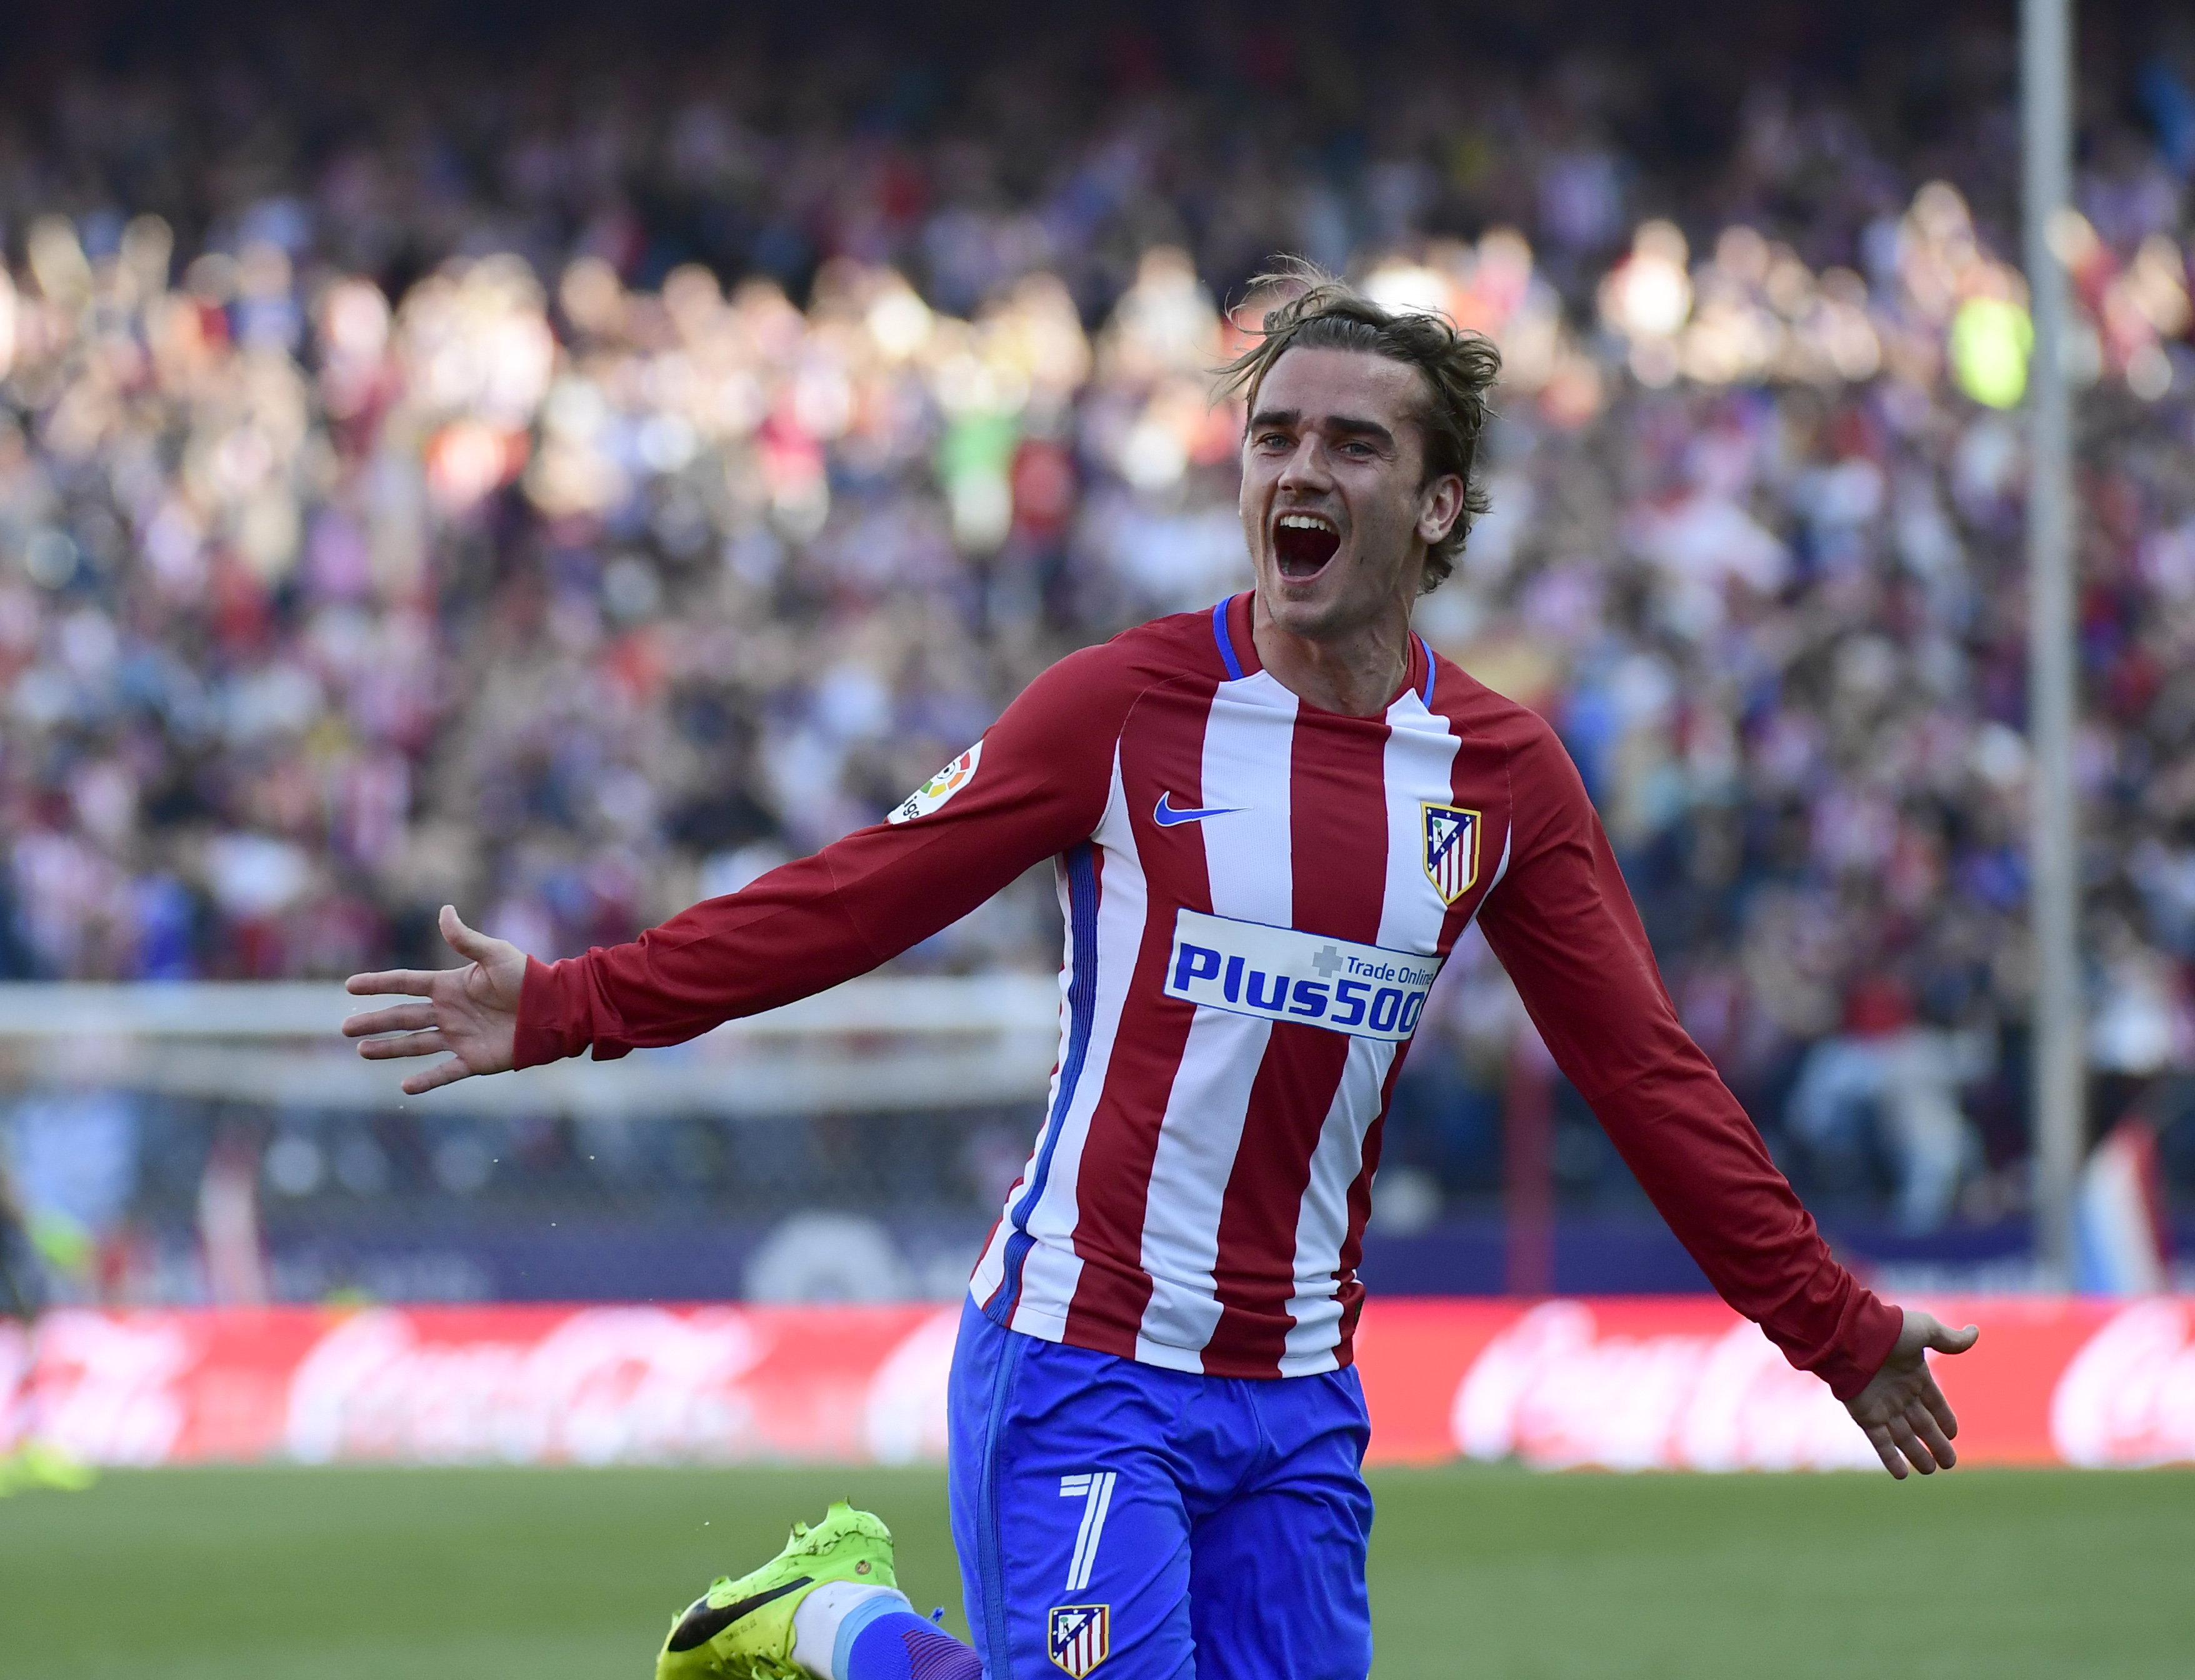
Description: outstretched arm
349,641,1142,1080
343,904,526,1092
1845,1309,1981,1478
1477,716,1907,1428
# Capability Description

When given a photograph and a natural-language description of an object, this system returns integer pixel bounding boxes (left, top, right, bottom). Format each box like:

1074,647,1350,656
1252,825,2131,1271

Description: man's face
1238,346,1463,643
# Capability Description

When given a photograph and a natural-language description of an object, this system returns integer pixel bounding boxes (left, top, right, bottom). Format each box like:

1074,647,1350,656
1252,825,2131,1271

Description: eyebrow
1248,408,1398,448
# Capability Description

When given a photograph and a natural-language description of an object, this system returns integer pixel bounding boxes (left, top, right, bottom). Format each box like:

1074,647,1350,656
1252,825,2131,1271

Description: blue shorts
946,1298,1374,1679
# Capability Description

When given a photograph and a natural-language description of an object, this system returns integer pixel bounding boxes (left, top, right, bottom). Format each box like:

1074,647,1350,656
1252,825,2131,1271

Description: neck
1248,589,1415,717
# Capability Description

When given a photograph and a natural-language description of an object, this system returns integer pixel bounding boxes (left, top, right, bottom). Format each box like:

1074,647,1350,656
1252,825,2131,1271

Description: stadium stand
1,1,2192,1304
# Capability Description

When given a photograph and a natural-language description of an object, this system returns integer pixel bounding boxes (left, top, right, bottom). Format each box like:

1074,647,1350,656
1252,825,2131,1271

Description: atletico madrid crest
1421,803,1481,905
1048,1604,1111,1675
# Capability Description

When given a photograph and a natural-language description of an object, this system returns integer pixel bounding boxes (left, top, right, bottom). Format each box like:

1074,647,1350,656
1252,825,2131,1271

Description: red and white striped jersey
518,595,1899,1396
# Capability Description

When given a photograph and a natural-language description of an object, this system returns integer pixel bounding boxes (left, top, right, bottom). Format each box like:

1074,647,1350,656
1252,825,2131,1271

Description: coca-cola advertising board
4,1296,2190,1471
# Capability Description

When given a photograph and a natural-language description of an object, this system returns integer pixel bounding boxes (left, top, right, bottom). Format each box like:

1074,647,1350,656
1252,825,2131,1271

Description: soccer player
344,271,1979,1680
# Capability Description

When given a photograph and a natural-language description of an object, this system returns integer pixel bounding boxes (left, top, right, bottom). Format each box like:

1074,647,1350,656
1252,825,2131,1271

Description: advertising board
5,1296,2189,1471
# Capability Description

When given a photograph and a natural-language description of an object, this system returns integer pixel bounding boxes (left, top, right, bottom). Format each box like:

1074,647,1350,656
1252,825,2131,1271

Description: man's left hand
1845,1308,1980,1479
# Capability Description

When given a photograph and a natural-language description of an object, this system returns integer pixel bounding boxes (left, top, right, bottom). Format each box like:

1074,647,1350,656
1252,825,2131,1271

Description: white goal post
0,977,1062,1119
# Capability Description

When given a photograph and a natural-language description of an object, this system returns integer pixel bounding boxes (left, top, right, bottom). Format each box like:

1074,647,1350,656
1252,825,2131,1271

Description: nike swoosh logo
666,1576,813,1652
1154,791,1242,828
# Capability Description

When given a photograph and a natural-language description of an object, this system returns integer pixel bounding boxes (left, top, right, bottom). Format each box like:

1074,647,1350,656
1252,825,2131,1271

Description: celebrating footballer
346,268,1979,1680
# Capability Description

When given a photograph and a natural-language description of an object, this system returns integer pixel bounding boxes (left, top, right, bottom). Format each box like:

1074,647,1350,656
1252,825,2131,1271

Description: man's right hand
342,905,526,1094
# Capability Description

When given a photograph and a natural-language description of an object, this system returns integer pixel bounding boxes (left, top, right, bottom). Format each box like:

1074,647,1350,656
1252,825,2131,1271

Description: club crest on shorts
1048,1604,1111,1676
888,740,983,824
1422,803,1481,904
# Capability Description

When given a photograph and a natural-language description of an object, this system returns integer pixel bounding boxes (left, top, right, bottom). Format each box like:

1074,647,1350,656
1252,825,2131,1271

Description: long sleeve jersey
518,593,1901,1397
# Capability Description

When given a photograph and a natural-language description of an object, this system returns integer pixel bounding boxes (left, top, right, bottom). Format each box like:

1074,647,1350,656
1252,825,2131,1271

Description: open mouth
1273,511,1341,579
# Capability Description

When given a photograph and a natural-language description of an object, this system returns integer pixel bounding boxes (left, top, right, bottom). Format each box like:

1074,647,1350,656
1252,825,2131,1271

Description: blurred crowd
5,5,2195,1248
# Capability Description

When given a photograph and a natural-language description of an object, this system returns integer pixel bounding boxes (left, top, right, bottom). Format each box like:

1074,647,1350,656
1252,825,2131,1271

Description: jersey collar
1213,591,1434,710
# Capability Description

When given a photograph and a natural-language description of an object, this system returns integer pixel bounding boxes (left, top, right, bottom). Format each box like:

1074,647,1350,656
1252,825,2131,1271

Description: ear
1417,473,1467,547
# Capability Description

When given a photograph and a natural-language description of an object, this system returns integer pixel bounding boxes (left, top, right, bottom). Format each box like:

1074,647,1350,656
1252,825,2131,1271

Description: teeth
1277,514,1336,532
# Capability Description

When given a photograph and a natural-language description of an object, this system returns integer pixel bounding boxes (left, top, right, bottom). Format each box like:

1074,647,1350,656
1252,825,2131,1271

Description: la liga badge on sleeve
1048,1604,1111,1675
1421,803,1481,904
888,739,983,824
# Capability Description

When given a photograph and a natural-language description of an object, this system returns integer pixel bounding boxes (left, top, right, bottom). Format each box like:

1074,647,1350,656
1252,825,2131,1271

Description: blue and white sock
789,1583,981,1680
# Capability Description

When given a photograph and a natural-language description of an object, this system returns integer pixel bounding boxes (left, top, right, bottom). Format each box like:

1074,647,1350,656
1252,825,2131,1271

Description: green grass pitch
3,1464,2189,1678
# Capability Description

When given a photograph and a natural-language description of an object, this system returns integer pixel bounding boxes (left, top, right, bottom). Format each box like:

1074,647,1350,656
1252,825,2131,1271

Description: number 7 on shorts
1058,1472,1117,1592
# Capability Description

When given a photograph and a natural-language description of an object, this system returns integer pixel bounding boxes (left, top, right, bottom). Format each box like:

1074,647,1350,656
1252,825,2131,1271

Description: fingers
345,969,442,999
1864,1422,1909,1480
439,904,510,965
1905,1379,1958,1467
1850,1321,1973,1478
1908,1401,1958,1471
357,1029,448,1061
348,912,518,1096
401,1054,479,1096
1916,1367,1961,1441
1884,1412,1941,1475
1926,1319,1981,1356
342,1002,438,1039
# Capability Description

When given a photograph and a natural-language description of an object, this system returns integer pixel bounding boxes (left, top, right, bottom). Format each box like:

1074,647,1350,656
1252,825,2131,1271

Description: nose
1277,437,1331,491
1276,434,1332,494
